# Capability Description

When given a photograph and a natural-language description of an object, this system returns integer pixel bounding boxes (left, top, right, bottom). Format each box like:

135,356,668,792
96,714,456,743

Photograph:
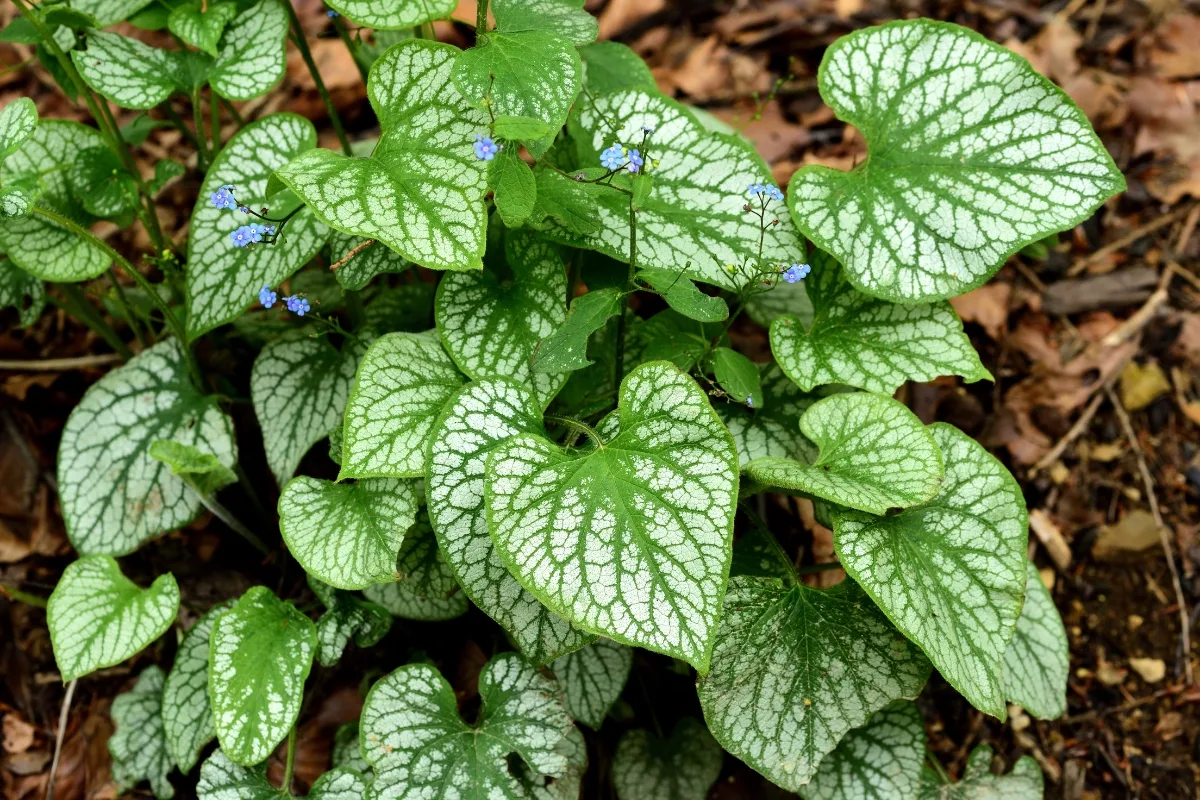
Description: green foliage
110,666,175,799
612,719,722,800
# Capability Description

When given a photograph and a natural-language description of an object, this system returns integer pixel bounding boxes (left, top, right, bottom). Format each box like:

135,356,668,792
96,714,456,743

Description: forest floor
2,1,1199,798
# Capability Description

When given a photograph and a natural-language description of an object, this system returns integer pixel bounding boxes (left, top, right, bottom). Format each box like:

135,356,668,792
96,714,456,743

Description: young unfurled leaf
833,424,1027,718
148,440,237,496
279,476,419,590
0,97,37,160
579,41,655,95
550,638,632,729
163,602,233,773
1002,561,1068,720
491,0,598,45
363,513,469,621
553,89,806,291
770,252,991,394
58,339,237,555
436,231,567,406
68,146,138,218
197,748,368,800
210,0,289,101
47,555,179,682
330,232,409,291
252,335,365,486
487,362,739,670
340,331,465,479
490,148,538,228
528,167,603,235
709,347,763,407
209,586,317,766
788,20,1125,303
697,566,930,791
0,258,44,327
168,1,236,57
637,267,728,323
803,701,926,800
745,392,943,515
919,746,1044,798
325,0,455,29
276,40,489,272
531,287,622,373
715,366,821,469
110,666,175,799
612,719,722,800
72,31,190,109
0,120,111,281
186,114,328,339
427,378,593,664
308,577,393,666
360,653,575,798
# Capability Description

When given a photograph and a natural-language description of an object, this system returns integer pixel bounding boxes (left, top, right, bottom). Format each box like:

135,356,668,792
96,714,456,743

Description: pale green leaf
715,366,820,469
110,666,175,799
637,266,728,323
325,0,455,30
492,0,598,45
197,748,368,800
186,114,328,339
58,339,237,555
454,30,582,133
530,287,622,373
209,586,317,766
1002,561,1068,720
487,361,739,670
745,392,943,515
69,0,156,28
493,115,555,142
0,257,44,327
276,40,489,272
0,97,37,160
168,2,236,56
329,233,409,291
789,20,1126,303
252,335,364,485
833,423,1028,718
710,346,762,407
802,701,926,800
427,378,593,664
148,440,237,496
745,277,814,329
550,89,806,290
361,653,575,799
72,31,185,109
47,555,179,682
279,476,419,590
771,252,991,394
612,719,722,800
919,747,1044,799
436,231,567,406
308,577,392,667
550,638,632,729
362,513,469,621
0,120,111,281
340,331,465,479
164,602,234,773
579,41,655,95
697,572,930,791
490,147,537,228
210,0,288,102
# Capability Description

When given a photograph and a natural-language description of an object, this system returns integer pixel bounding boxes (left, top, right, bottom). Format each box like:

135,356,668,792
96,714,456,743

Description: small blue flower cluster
474,135,501,161
600,144,644,173
210,184,237,211
782,263,811,283
259,286,277,308
230,222,276,248
258,286,310,316
748,184,784,202
326,9,339,18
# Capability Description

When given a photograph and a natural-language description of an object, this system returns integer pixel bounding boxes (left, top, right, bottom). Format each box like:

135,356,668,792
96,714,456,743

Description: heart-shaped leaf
58,339,237,555
209,586,317,766
550,89,806,291
487,361,739,670
186,114,328,340
66,0,155,27
361,653,575,798
427,378,594,664
920,746,1044,798
329,232,409,291
833,423,1028,717
530,287,623,374
493,0,598,45
48,555,179,682
1002,561,1068,720
788,20,1125,303
0,258,44,327
803,701,926,800
252,334,366,486
197,749,367,800
518,727,588,800
745,392,943,515
715,366,820,469
0,120,111,281
550,638,632,729
340,331,465,479
163,602,233,773
325,0,455,29
0,97,37,160
436,231,568,406
276,40,489,272
72,31,188,109
362,513,469,621
209,0,289,101
110,666,175,799
612,719,722,800
168,2,237,56
279,476,420,590
332,723,369,776
308,577,392,667
771,252,991,393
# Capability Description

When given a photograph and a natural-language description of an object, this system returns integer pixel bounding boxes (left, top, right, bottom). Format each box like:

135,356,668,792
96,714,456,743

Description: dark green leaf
531,287,622,373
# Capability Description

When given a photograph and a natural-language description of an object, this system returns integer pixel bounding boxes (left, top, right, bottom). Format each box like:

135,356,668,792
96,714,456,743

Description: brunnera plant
1,0,1116,797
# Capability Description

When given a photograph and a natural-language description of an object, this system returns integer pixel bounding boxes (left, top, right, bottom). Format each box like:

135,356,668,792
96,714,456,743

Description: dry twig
0,353,122,372
329,239,376,270
46,678,77,800
1068,201,1199,277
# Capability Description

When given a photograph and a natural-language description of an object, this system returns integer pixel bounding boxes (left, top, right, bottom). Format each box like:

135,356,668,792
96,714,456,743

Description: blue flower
238,205,250,214
626,149,644,173
642,125,655,134
782,263,811,283
259,286,277,308
326,9,339,17
210,186,236,210
746,396,755,409
765,186,784,202
600,144,625,170
230,226,253,247
474,135,500,160
285,295,310,316
747,184,765,197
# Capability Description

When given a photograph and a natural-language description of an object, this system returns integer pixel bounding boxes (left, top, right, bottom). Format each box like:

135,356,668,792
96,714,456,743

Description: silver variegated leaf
803,701,926,800
72,31,187,110
833,423,1028,718
788,20,1125,302
0,258,44,327
332,722,370,776
110,666,175,799
197,748,368,800
612,719,722,800
47,555,179,682
362,514,468,621
492,0,598,45
427,378,593,664
329,232,409,291
1001,561,1068,720
309,577,392,666
210,0,289,102
163,601,234,773
715,365,820,469
168,2,237,57
487,361,739,671
0,97,37,160
550,638,632,729
70,0,156,27
325,0,455,29
918,746,1044,799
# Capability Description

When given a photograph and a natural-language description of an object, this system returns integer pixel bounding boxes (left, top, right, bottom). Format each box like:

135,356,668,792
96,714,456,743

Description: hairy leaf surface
1002,561,1068,719
110,666,175,799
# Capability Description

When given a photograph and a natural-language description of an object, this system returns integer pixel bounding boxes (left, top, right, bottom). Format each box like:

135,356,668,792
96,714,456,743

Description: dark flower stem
285,1,353,157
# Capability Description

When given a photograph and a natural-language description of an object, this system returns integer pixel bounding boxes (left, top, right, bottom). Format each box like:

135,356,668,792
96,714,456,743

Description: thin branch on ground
329,239,375,270
46,678,77,800
1069,201,1198,277
0,354,123,372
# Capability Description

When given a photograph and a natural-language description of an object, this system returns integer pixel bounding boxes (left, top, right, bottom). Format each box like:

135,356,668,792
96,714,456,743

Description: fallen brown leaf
950,282,1012,341
1092,509,1163,561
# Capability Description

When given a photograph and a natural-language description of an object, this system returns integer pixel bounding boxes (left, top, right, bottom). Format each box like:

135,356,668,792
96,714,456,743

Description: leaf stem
546,415,603,448
283,724,298,795
192,88,209,170
107,267,152,348
210,91,222,154
0,583,47,608
185,479,272,557
477,0,489,33
331,16,369,84
614,196,637,389
285,1,353,157
52,285,134,359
